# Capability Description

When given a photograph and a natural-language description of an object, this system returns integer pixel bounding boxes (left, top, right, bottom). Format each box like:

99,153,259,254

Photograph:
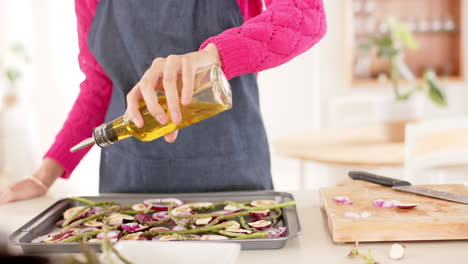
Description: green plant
360,17,447,107
0,42,29,87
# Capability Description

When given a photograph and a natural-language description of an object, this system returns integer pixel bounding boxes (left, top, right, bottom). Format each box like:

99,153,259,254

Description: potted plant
0,42,29,108
360,17,447,142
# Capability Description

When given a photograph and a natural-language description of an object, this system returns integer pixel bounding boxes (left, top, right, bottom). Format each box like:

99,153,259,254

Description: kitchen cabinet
346,0,465,86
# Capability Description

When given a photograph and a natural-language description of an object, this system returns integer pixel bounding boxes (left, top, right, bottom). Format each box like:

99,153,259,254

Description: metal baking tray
9,191,301,254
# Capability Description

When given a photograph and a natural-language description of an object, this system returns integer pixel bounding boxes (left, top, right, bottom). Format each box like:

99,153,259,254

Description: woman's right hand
0,158,64,205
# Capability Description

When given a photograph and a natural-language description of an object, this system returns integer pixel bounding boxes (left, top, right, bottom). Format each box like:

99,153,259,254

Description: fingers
0,189,12,205
164,130,179,143
181,56,194,105
139,58,168,125
125,85,145,128
163,55,182,124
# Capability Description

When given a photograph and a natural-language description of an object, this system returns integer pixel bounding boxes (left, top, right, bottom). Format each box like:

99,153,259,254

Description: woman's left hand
125,43,221,143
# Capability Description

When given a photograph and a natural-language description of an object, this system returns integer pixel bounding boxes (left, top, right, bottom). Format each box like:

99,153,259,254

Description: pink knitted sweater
45,0,327,179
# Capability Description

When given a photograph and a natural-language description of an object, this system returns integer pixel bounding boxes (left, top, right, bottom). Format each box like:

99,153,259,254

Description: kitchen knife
348,171,468,204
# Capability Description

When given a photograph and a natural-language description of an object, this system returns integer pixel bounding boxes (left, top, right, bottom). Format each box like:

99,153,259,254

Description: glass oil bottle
70,65,232,152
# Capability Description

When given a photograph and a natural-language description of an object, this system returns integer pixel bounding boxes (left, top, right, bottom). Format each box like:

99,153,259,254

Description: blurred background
1,0,467,197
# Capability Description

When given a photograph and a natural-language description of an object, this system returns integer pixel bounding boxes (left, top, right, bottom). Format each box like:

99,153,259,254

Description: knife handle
348,171,411,187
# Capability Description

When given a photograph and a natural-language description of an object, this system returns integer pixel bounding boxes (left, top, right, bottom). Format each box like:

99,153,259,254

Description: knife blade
348,171,468,204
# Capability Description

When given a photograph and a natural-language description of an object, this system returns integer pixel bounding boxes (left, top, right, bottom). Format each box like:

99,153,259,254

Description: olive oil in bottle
70,65,232,152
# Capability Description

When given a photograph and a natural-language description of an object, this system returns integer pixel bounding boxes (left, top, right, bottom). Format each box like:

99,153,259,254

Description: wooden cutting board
319,183,468,243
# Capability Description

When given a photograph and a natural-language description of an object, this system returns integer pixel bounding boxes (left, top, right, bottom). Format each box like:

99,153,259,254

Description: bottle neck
93,122,118,148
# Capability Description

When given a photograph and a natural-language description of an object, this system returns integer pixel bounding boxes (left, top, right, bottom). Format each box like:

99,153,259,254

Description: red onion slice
152,211,170,221
84,220,103,228
263,227,287,238
31,234,50,243
88,206,105,215
249,209,270,218
107,213,135,226
200,235,228,240
373,199,400,208
143,198,184,211
119,232,142,241
63,206,89,220
135,213,153,223
80,227,99,234
333,196,353,205
172,226,187,231
195,217,213,226
344,211,372,219
131,203,147,211
96,230,120,239
121,222,141,232
225,228,252,234
224,204,241,212
248,219,272,230
149,227,171,232
344,212,361,219
395,203,418,209
251,200,278,207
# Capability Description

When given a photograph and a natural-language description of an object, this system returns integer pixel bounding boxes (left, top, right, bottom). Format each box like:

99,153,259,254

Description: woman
0,0,326,203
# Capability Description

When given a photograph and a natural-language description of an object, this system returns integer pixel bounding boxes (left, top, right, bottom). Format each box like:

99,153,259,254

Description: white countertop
1,190,467,263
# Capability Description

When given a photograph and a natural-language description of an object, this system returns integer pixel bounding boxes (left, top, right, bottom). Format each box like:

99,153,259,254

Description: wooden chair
404,117,468,185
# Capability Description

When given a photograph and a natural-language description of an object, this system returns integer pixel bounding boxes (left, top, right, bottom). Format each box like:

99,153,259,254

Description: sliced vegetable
373,199,400,208
224,228,252,234
84,220,103,228
389,243,406,260
344,212,361,219
263,227,287,238
63,206,88,220
360,211,372,218
224,204,240,212
395,203,418,209
200,235,228,240
143,198,184,211
248,219,272,230
131,203,147,211
176,202,213,212
251,200,278,207
333,196,353,205
107,213,134,226
80,227,99,234
249,209,270,218
159,235,181,241
195,217,213,226
96,230,121,239
171,206,193,216
152,211,170,221
43,230,75,243
55,220,65,227
119,232,142,241
121,223,144,232
134,213,153,223
88,206,106,215
150,227,171,232
344,212,372,219
31,234,50,244
225,221,240,230
172,226,187,231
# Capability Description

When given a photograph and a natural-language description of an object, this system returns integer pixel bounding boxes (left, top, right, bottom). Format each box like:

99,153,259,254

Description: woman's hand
0,158,63,205
125,43,221,143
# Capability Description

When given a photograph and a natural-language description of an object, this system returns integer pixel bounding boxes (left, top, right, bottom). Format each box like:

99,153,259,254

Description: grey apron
88,0,273,193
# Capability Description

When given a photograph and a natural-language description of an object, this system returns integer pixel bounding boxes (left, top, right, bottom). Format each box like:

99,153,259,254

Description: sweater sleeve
200,0,327,80
44,0,113,179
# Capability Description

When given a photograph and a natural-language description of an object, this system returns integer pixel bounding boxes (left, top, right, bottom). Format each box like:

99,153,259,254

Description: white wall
2,0,468,193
